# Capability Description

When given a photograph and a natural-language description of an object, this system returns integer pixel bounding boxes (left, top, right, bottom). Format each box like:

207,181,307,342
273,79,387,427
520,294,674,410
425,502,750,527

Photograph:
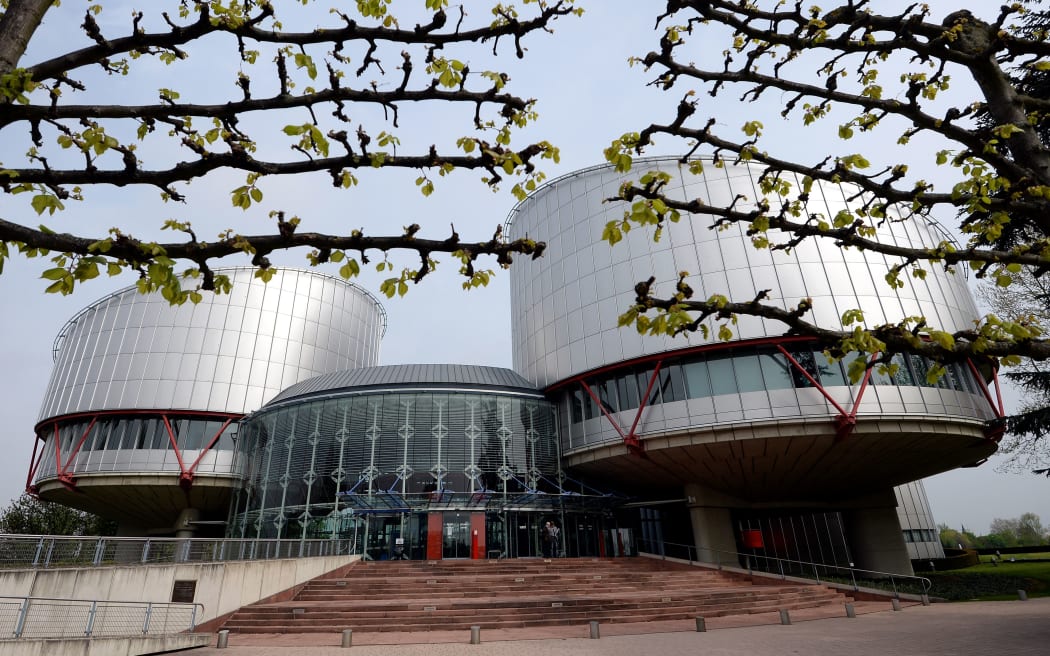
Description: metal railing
0,534,357,569
639,538,932,597
0,596,203,639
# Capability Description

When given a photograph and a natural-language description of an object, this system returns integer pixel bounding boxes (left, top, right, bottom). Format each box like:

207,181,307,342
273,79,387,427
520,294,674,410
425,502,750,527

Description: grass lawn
927,559,1050,601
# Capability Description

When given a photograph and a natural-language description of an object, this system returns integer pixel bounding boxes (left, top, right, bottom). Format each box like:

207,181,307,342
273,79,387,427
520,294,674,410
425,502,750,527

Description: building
227,364,621,560
504,158,1000,572
26,160,1003,572
28,268,386,535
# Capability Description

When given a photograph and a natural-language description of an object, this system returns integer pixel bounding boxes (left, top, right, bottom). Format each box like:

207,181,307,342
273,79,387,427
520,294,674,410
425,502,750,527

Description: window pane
599,378,618,413
708,356,738,395
786,350,818,387
637,368,661,405
683,359,712,399
659,363,686,403
909,354,936,387
734,354,764,393
617,374,639,410
758,351,793,390
814,351,848,387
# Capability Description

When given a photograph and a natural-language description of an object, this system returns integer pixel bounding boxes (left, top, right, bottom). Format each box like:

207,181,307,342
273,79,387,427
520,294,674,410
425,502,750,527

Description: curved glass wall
557,340,994,452
230,390,563,541
33,412,240,478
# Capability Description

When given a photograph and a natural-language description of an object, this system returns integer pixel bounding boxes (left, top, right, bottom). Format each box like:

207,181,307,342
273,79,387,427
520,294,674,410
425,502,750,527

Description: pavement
191,596,1050,655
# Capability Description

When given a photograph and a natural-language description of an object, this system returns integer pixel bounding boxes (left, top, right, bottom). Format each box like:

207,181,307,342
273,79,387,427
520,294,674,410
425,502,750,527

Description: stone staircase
220,558,851,633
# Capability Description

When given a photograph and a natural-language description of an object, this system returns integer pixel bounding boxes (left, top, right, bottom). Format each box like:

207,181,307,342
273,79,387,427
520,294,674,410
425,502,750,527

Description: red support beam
622,361,663,456
835,354,877,442
965,359,1006,442
776,346,849,415
56,416,98,485
578,381,629,442
24,433,46,495
185,417,235,476
161,415,191,485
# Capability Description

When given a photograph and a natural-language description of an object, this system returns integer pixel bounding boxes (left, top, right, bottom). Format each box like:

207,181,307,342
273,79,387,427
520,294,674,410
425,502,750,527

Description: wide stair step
220,557,850,634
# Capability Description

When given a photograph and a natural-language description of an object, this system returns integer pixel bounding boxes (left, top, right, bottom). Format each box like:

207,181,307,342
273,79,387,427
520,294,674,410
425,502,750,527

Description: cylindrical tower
28,268,386,535
506,158,997,572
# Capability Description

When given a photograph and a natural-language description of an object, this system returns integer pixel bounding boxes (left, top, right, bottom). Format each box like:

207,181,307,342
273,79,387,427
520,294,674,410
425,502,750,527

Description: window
617,373,640,411
758,351,793,390
682,358,712,399
734,354,765,393
707,356,738,396
658,363,686,403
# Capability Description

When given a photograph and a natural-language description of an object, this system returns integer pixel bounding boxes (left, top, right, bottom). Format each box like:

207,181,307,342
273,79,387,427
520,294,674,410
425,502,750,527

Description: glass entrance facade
228,365,625,558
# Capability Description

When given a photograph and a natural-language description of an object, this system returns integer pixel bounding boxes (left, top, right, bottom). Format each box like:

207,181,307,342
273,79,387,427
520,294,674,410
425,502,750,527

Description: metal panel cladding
38,268,386,420
505,158,981,388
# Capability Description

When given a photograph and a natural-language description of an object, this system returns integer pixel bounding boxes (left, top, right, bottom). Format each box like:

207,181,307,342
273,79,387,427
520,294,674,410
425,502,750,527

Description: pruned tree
0,0,579,301
606,0,1050,372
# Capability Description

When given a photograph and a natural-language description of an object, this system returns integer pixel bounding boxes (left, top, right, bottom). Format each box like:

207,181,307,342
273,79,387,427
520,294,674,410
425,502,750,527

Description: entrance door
442,512,471,559
508,513,542,558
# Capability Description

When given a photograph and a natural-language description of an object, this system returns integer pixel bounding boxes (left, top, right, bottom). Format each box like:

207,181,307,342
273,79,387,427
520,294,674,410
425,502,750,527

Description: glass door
442,512,471,559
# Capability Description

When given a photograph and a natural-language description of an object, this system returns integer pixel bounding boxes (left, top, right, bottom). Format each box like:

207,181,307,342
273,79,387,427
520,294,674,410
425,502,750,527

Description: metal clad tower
28,268,386,535
506,159,999,572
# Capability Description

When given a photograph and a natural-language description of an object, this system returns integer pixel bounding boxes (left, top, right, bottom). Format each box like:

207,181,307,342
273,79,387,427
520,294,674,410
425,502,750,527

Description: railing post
142,602,153,634
84,601,97,636
141,539,151,563
190,604,199,631
93,538,105,566
891,575,899,599
43,539,55,568
13,598,30,638
212,541,219,562
219,540,227,561
32,537,44,567
850,567,858,591
778,559,785,579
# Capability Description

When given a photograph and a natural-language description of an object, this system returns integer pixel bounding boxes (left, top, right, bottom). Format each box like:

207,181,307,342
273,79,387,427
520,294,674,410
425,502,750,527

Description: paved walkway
193,597,1049,655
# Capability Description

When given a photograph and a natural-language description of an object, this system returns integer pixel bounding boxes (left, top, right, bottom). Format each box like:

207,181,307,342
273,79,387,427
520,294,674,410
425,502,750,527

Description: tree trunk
0,0,52,81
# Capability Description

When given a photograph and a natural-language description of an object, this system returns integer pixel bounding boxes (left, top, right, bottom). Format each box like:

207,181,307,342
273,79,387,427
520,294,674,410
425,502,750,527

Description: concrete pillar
843,496,914,576
684,483,740,564
175,508,202,539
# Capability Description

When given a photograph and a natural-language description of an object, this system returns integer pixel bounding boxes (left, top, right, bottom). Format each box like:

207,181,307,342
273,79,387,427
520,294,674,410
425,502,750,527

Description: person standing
541,521,554,558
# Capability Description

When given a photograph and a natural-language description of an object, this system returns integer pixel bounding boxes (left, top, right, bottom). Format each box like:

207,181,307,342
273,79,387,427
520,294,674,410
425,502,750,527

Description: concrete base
685,483,739,563
0,633,211,656
844,495,914,576
0,554,359,626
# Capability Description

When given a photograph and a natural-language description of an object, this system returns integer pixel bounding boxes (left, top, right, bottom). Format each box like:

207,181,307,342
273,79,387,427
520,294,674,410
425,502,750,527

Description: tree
0,493,115,535
979,268,1050,471
8,0,1050,376
606,1,1050,373
938,523,976,549
0,0,579,301
986,512,1047,546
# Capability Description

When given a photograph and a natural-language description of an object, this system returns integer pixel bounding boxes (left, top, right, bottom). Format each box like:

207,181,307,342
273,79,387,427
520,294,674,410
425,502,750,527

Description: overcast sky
0,1,1046,534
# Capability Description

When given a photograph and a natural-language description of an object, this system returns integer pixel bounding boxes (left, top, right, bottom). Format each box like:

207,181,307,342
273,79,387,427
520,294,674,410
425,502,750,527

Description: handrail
639,538,932,596
0,534,358,569
0,595,204,639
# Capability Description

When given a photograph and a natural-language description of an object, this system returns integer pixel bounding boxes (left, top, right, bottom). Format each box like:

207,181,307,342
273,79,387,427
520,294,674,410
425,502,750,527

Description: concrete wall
0,633,211,656
0,554,358,625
